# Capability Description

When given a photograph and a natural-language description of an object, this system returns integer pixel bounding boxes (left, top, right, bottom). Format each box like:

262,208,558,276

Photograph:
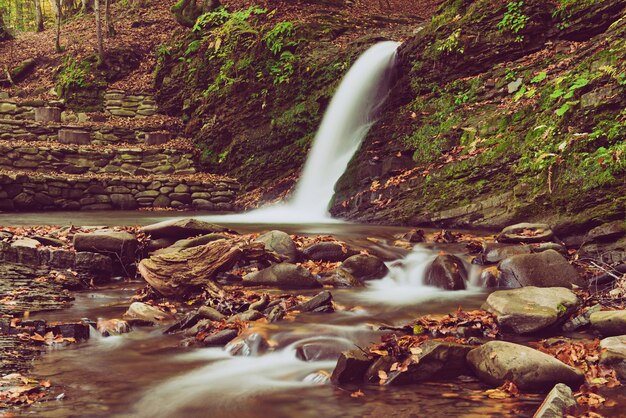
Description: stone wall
0,173,239,211
0,144,197,176
0,99,41,120
0,119,175,145
104,90,158,117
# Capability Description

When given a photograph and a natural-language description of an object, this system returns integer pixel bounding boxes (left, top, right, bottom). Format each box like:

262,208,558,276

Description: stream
4,213,548,418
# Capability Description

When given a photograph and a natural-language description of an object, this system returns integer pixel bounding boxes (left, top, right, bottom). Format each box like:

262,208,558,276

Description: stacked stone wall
104,90,158,117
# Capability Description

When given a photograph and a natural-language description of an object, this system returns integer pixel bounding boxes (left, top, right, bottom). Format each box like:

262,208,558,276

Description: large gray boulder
242,263,321,289
425,254,467,290
340,254,388,281
599,335,626,380
467,341,584,390
498,250,582,288
484,287,579,334
254,230,297,263
140,218,231,240
303,241,358,262
590,310,626,336
73,230,138,262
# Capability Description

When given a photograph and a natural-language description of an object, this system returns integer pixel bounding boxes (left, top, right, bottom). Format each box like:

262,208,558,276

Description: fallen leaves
0,373,52,408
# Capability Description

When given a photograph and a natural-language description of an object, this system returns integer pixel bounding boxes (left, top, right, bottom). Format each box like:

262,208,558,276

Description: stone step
0,171,239,212
0,118,180,145
0,141,198,176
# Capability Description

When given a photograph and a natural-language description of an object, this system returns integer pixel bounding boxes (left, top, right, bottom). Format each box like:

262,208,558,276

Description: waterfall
199,41,400,224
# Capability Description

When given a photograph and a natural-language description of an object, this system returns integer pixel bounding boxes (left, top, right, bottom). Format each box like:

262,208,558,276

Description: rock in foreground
467,341,584,390
533,383,576,418
590,310,626,336
484,287,579,334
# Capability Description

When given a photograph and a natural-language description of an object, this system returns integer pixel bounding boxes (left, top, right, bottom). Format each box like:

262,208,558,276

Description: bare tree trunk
54,0,62,52
105,0,114,36
0,9,12,42
95,0,103,65
34,0,45,32
81,0,93,13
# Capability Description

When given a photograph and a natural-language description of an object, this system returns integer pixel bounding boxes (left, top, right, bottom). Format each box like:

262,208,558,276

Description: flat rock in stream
73,231,138,262
291,291,334,313
533,383,577,418
140,218,232,240
484,287,579,334
331,350,373,385
497,223,554,244
302,241,358,262
498,250,582,288
467,341,584,390
340,254,388,281
243,263,321,289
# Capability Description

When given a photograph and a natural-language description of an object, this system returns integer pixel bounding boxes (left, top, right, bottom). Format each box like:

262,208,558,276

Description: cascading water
198,41,400,224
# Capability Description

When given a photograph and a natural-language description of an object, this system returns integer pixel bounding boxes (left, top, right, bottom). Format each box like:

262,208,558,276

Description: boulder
371,341,473,385
340,254,388,281
498,223,554,244
254,230,297,263
585,221,625,243
242,263,321,289
590,311,626,336
73,231,138,262
498,250,582,288
202,329,238,346
330,349,373,385
321,268,363,288
484,287,579,334
197,305,225,321
295,338,354,362
303,241,358,262
467,341,584,390
425,254,467,290
123,302,172,324
140,218,231,240
599,335,626,380
533,383,577,418
484,245,531,263
291,291,334,313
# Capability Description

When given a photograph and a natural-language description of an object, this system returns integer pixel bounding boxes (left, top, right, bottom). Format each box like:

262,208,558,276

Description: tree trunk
0,9,12,42
81,0,93,13
34,0,45,32
54,0,62,52
105,0,114,36
95,0,103,65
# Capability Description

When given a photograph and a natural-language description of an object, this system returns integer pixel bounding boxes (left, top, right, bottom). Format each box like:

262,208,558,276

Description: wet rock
425,254,467,290
402,229,425,243
370,341,473,385
242,263,321,289
340,254,388,281
292,291,334,313
202,329,238,346
484,287,579,334
479,266,499,288
225,332,269,356
227,309,264,323
599,335,626,380
267,305,284,323
498,223,554,244
303,371,331,384
255,230,298,263
50,323,90,340
74,252,113,282
322,268,363,288
140,218,231,240
562,304,602,332
303,241,358,262
97,319,131,337
467,341,584,390
197,305,225,321
585,221,625,243
249,295,269,311
123,302,172,324
155,233,230,255
183,319,211,337
498,250,582,288
73,231,138,262
31,235,64,247
533,383,577,418
296,338,354,361
331,349,373,385
484,245,531,264
590,310,626,336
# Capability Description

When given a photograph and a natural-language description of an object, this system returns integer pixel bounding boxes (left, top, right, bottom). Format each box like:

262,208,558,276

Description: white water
199,41,400,224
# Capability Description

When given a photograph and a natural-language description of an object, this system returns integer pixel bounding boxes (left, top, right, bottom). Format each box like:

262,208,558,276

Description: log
137,239,278,298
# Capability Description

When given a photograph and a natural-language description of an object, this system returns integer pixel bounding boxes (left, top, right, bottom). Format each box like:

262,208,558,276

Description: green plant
498,1,529,42
435,28,464,55
531,71,547,83
505,68,518,82
56,56,89,93
263,21,297,55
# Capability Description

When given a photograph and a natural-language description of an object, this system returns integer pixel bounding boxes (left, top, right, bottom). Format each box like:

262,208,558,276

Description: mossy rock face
330,0,626,232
